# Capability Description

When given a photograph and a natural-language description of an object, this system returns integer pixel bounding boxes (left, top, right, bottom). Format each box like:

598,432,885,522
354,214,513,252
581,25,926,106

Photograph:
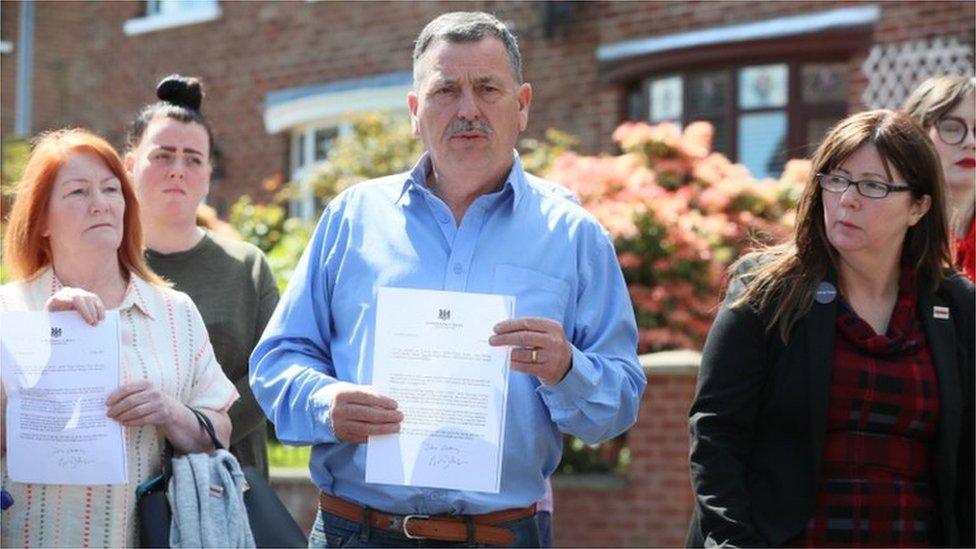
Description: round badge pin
814,281,837,304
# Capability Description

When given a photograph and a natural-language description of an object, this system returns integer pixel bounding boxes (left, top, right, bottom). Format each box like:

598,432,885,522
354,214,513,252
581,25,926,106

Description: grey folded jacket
167,449,256,548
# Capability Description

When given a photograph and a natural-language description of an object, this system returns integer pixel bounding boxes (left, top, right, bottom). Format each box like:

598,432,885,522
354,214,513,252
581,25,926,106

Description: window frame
123,0,221,36
606,23,870,173
289,122,351,221
639,56,849,173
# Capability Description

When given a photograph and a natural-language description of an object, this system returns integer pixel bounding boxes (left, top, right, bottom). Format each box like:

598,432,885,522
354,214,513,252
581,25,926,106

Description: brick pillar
553,351,700,547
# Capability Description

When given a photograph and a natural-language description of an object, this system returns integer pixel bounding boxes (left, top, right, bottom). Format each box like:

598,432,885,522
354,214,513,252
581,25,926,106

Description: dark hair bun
156,74,203,111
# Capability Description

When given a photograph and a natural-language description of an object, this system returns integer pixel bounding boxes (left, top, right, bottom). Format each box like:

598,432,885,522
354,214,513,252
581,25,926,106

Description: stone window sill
124,5,221,36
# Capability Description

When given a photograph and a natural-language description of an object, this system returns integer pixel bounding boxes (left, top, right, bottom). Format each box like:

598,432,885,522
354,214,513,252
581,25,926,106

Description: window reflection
650,76,683,122
738,112,787,179
739,64,788,109
802,63,848,103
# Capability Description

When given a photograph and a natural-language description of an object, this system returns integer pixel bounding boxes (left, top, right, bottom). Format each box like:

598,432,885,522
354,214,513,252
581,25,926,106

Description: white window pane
149,0,216,16
738,64,788,109
738,112,787,179
649,76,683,122
299,179,315,221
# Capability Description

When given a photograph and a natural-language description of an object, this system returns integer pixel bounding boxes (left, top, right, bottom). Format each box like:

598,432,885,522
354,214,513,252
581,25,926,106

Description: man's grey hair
412,12,523,86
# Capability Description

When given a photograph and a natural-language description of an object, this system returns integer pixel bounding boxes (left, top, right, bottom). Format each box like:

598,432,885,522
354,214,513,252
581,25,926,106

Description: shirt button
439,216,450,224
452,263,463,274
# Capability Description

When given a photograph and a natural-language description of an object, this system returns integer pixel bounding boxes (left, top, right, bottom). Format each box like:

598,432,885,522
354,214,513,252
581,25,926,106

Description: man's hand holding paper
490,317,573,386
365,287,515,493
330,385,402,444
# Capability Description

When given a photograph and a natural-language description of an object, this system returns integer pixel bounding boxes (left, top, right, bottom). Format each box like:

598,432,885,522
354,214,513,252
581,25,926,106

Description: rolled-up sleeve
249,201,346,445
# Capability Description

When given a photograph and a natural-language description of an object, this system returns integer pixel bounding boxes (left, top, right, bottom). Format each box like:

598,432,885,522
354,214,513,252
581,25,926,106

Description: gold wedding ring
531,349,538,363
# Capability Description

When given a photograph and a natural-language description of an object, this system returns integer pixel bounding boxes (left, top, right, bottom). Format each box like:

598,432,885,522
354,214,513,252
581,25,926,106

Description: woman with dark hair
904,76,976,281
124,74,279,478
687,110,974,547
1,129,236,546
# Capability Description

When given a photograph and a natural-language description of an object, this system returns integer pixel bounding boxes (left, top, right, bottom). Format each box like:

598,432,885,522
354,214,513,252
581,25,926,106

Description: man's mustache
448,119,493,137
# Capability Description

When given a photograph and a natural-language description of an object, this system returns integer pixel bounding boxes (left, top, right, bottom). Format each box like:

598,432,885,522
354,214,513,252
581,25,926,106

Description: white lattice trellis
861,36,975,109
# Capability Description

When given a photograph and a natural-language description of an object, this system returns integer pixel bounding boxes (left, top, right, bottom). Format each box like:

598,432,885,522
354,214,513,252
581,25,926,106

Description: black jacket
687,270,975,547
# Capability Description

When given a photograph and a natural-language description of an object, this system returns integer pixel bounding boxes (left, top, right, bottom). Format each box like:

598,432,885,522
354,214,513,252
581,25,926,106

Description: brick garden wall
2,1,971,213
551,354,699,548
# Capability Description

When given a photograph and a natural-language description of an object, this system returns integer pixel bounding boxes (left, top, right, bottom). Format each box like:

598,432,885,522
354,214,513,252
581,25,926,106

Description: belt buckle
401,514,430,539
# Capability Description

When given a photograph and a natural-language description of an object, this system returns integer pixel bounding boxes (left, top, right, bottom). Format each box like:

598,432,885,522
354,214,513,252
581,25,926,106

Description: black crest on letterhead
51,326,62,338
438,309,451,321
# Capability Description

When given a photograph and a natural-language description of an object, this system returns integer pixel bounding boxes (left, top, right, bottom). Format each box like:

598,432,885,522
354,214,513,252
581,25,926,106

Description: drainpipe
14,0,34,136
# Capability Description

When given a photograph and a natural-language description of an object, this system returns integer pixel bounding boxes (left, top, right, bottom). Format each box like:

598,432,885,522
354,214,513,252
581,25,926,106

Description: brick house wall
2,1,972,212
0,1,17,137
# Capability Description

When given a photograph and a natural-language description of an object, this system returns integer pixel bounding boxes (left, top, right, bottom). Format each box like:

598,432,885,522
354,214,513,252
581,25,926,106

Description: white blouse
0,268,238,547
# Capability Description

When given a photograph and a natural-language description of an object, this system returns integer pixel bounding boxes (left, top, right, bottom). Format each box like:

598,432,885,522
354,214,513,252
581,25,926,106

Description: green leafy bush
267,441,312,470
1,139,31,284
308,113,424,204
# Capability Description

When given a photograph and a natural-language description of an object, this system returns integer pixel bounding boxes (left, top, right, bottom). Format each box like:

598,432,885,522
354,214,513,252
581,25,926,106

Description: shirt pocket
492,264,571,325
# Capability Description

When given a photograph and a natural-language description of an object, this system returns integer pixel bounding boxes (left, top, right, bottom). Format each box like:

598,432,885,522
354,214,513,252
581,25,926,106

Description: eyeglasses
935,116,975,146
816,173,913,199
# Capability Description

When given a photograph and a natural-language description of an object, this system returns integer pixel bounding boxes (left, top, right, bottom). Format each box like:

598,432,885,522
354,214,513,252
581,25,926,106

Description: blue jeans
535,511,553,548
308,508,542,548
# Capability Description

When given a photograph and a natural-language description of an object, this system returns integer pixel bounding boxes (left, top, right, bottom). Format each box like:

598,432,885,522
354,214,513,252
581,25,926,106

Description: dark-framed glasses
816,173,913,199
935,117,975,146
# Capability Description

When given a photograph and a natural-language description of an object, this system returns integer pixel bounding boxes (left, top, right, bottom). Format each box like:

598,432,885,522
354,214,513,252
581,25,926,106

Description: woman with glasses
686,110,974,547
905,76,976,281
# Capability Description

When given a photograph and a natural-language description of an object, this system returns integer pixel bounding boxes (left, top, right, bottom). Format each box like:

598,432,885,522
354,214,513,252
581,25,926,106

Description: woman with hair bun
687,110,974,547
1,128,236,547
125,74,279,478
904,76,976,281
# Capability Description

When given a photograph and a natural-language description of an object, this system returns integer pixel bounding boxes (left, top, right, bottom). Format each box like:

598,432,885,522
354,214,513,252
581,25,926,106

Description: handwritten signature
427,455,469,470
421,442,468,470
54,448,94,469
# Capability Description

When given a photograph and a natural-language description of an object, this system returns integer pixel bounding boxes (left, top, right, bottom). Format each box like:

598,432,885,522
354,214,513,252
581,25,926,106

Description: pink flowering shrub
542,121,809,352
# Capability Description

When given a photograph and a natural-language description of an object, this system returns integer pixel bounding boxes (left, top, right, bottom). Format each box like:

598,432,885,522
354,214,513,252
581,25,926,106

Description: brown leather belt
318,492,535,546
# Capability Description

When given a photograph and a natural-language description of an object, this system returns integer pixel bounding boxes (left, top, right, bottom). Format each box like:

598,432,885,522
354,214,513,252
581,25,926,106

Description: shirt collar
117,273,157,320
397,150,527,209
46,268,156,320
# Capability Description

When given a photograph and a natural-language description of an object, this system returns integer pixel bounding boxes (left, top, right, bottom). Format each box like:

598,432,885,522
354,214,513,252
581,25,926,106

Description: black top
686,267,974,547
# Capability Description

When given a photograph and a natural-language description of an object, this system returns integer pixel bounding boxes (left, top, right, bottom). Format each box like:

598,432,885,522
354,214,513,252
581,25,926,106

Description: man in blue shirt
250,11,645,548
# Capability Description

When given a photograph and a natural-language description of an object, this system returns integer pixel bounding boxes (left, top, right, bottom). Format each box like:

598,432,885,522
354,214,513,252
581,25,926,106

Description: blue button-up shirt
250,152,645,514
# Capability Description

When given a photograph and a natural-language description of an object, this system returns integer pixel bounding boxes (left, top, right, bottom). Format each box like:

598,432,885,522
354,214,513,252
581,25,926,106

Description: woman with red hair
0,128,237,547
